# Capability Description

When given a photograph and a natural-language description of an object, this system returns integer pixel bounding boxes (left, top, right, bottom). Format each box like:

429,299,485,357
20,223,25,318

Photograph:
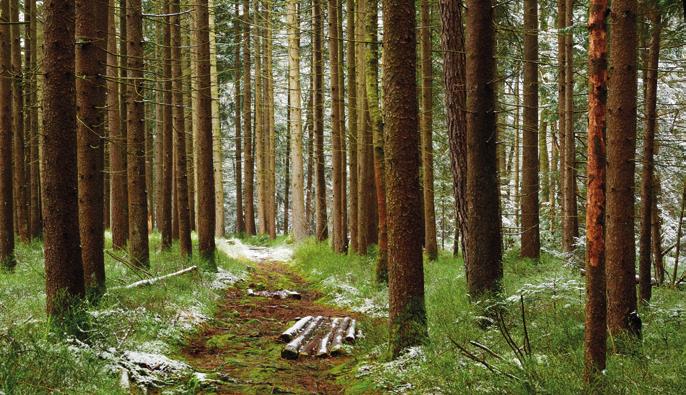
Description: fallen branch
279,316,313,342
111,266,198,290
248,289,302,300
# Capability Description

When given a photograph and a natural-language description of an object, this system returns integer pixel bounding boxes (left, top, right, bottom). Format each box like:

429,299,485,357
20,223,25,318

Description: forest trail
180,239,359,394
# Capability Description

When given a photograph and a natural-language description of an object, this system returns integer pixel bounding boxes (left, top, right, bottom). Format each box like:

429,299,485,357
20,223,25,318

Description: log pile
280,316,359,359
247,288,302,300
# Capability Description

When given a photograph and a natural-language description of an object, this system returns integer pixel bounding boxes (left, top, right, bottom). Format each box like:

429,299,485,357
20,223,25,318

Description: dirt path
180,240,358,394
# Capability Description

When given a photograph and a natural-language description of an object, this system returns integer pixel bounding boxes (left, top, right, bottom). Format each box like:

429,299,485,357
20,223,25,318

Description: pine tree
0,0,15,270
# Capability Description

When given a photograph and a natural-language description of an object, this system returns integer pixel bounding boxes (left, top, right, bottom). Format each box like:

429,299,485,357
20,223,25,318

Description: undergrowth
0,234,246,394
292,239,686,394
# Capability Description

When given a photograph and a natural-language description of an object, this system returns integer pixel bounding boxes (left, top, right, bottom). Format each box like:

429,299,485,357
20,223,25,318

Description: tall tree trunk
112,0,129,250
43,0,85,317
367,0,387,282
606,0,639,338
10,0,28,243
513,72,521,227
671,182,686,286
234,1,244,234
126,0,150,267
383,0,427,357
338,1,348,252
313,0,327,241
439,0,468,260
539,120,550,206
584,0,608,380
0,0,15,269
521,0,540,259
347,0,358,253
76,0,108,294
305,75,314,234
420,0,437,260
562,0,577,253
266,0,277,239
329,0,345,252
465,0,503,297
160,1,173,250
288,0,306,241
557,0,566,227
27,0,41,239
639,8,661,303
254,0,265,235
242,0,255,235
183,27,196,233
651,175,664,284
196,0,217,265
284,81,291,234
357,0,373,254
209,0,225,238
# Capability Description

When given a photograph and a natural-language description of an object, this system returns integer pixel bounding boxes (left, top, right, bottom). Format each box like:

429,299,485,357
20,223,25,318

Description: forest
0,0,685,393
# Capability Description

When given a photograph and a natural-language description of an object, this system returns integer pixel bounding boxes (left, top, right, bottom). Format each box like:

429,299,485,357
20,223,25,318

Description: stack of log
247,288,302,300
280,316,358,359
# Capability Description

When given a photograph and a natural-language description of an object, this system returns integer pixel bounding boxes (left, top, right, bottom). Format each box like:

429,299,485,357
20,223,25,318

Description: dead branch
111,266,198,290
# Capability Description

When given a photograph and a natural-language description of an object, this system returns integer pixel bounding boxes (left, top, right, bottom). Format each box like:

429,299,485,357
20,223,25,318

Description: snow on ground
321,275,389,318
216,238,294,263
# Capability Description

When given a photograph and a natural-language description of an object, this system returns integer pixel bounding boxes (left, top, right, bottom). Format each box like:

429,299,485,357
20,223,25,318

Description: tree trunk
584,0,608,380
254,0,265,235
266,0,277,239
284,82,291,234
0,0,15,269
76,0,108,294
383,0,427,357
651,175,664,284
465,0,503,297
209,0,225,238
521,0,540,259
42,0,85,317
305,73,314,234
439,0,468,261
288,0,306,242
242,0,255,235
27,0,41,239
126,0,150,267
671,183,686,286
562,0,577,253
606,0,639,338
234,1,244,234
313,0,327,241
539,120,550,207
420,0,437,261
347,0,358,253
196,0,216,265
557,0,566,227
160,1,173,250
513,71,521,228
639,8,661,303
10,0,28,243
328,0,345,252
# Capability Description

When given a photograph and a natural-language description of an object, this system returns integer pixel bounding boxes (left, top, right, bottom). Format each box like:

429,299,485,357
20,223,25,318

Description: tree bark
521,0,540,259
420,0,437,261
126,0,150,267
43,0,85,317
383,0,427,357
557,0,566,227
465,0,503,297
159,1,173,250
328,0,345,252
76,0,108,294
209,0,225,238
196,0,217,265
606,0,639,337
312,0,327,240
0,0,15,269
584,0,608,380
242,0,255,235
639,8,661,303
234,1,244,234
562,0,577,253
347,0,358,253
27,0,41,239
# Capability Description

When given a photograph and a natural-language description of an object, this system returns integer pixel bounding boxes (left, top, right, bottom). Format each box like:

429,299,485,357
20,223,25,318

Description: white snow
210,267,244,290
216,238,294,263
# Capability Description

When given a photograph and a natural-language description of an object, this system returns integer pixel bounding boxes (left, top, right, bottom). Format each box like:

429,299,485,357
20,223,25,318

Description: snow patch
211,267,244,290
216,238,294,263
322,276,388,318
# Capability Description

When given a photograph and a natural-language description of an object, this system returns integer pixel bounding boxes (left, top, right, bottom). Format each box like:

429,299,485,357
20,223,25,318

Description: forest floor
179,239,362,394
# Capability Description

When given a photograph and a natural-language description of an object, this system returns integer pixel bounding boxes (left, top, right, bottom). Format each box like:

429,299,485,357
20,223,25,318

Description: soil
180,261,360,394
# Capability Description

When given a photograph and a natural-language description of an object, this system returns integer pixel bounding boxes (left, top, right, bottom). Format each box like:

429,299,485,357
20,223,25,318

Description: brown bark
159,4,173,250
383,0,427,357
420,0,437,261
557,0,566,226
651,175,664,284
562,0,577,252
242,0,255,235
76,0,108,294
338,2,348,252
0,0,15,269
347,0,358,253
43,0,85,317
209,0,225,238
111,0,129,250
196,0,217,264
234,1,245,234
284,84,291,234
513,74,521,227
584,1,608,380
465,0,503,297
170,0,191,256
183,28,196,233
312,0,327,241
126,0,150,267
254,1,265,235
672,183,686,286
606,0,639,337
639,8,661,303
266,0,277,239
27,0,41,239
521,0,540,259
10,0,28,243
439,0,468,260
357,0,374,254
328,0,345,253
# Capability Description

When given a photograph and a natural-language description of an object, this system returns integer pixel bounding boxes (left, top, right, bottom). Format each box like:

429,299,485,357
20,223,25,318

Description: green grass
0,233,246,394
291,240,686,394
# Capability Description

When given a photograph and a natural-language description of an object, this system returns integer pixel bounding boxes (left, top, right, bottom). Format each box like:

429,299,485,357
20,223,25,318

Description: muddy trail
181,243,361,394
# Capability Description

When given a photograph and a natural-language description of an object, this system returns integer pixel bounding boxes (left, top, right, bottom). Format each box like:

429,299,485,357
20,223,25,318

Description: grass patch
0,233,246,394
291,239,686,394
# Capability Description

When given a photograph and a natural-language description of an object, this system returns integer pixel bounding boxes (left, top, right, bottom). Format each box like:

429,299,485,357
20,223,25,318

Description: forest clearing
1,0,686,393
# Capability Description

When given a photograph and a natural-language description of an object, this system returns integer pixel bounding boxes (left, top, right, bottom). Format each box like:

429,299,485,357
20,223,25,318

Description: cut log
330,317,351,356
111,266,198,290
345,319,357,343
248,289,302,300
316,317,341,357
281,316,323,359
279,316,313,342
